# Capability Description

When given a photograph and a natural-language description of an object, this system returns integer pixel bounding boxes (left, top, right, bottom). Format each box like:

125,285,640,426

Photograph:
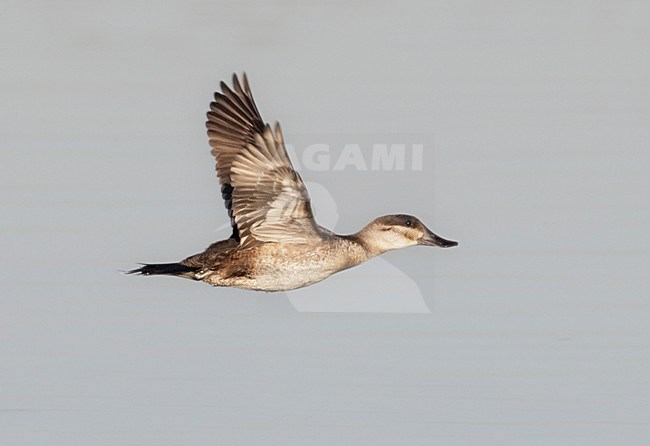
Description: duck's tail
127,262,200,279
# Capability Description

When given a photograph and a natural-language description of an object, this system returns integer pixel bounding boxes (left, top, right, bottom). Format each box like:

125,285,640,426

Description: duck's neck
338,230,386,265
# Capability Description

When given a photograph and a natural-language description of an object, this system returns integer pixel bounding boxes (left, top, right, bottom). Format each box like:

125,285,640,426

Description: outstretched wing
206,73,265,240
206,74,321,248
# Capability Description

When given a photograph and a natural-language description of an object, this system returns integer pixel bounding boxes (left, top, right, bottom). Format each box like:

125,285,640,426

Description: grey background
2,1,649,444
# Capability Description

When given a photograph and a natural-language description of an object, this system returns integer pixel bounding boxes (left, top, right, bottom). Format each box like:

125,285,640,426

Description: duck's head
358,214,458,255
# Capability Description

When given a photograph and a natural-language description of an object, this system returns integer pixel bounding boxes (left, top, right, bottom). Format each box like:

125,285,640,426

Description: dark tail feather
127,262,199,278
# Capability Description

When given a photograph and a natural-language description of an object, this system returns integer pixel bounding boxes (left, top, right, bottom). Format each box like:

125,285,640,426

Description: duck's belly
246,263,336,291
208,243,345,292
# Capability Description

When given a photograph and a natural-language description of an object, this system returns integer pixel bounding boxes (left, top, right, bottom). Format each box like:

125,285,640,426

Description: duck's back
182,238,239,269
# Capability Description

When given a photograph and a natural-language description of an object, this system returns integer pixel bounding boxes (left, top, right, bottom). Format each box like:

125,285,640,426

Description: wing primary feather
220,82,259,124
240,73,263,119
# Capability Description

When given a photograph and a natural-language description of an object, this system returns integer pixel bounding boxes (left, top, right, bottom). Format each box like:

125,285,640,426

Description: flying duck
129,74,457,291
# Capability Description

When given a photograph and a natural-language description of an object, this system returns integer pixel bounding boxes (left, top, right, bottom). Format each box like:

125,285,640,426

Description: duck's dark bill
419,230,458,248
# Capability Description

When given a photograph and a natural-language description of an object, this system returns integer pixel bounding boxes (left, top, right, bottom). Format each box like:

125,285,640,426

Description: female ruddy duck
130,74,457,291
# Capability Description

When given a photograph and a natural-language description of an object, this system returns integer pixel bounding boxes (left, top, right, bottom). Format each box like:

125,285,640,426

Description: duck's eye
404,220,412,227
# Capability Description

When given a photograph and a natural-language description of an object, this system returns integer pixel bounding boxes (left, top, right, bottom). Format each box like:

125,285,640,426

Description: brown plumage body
182,234,368,291
129,74,457,291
